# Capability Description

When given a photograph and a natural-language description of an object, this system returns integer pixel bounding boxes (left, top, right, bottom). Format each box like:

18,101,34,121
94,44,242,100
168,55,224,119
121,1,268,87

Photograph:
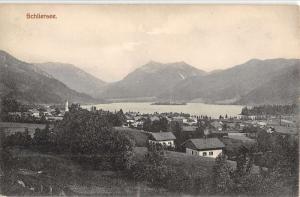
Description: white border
0,0,299,4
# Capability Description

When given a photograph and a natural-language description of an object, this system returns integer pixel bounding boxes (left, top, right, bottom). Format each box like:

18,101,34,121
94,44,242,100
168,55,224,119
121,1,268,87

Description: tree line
1,104,298,196
241,104,298,116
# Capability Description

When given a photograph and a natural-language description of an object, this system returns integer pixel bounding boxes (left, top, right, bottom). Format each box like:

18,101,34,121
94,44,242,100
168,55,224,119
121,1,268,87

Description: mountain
167,58,300,104
100,61,206,100
237,65,299,105
35,62,106,98
0,50,100,104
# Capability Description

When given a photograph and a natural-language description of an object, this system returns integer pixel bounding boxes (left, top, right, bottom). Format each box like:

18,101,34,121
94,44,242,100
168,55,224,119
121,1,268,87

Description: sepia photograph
0,2,299,196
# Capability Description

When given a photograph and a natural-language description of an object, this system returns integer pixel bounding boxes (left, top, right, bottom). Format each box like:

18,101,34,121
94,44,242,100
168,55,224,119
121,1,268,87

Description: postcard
0,2,299,196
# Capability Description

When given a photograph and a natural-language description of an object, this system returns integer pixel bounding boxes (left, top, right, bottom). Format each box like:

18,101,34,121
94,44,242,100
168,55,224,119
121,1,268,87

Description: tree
143,117,152,131
257,130,272,152
33,124,51,145
159,117,168,132
108,109,126,126
54,108,61,116
1,97,21,113
236,145,254,177
52,106,135,170
110,130,135,170
222,123,228,131
3,131,32,147
148,117,169,132
212,154,234,194
132,149,170,188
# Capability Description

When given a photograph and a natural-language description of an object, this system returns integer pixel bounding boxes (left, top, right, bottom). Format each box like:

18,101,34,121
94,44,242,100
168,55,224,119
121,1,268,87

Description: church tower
65,100,69,112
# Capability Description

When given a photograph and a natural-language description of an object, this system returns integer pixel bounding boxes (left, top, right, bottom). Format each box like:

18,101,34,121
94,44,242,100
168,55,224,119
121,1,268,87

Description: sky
0,4,299,82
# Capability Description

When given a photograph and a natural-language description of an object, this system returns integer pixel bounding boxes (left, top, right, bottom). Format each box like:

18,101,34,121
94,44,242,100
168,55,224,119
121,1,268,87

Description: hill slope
101,61,206,100
0,50,99,104
35,62,106,98
237,65,300,105
169,58,300,104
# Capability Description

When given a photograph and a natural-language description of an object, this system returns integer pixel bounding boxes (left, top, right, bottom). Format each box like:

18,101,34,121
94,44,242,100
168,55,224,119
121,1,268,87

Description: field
220,137,254,159
114,126,150,147
1,147,177,196
0,122,48,137
164,151,261,175
164,151,215,178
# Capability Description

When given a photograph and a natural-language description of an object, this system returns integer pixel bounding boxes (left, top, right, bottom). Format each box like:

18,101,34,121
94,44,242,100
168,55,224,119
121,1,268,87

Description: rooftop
183,138,225,150
150,132,176,141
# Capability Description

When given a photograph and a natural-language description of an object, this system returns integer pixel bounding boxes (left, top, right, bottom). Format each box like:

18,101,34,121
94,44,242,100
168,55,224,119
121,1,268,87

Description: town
1,3,299,196
0,97,298,196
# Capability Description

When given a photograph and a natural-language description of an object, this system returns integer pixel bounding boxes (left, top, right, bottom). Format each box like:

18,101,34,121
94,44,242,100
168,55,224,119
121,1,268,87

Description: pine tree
212,154,234,194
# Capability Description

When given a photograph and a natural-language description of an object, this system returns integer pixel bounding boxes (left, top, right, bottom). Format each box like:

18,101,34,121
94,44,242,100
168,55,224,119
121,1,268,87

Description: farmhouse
210,120,223,131
182,138,225,158
149,132,176,147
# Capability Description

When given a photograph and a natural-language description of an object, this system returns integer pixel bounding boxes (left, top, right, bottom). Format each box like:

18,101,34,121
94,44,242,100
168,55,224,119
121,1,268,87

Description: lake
83,102,244,118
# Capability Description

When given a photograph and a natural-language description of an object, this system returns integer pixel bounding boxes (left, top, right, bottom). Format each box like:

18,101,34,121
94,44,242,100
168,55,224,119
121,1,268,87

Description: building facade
182,138,225,158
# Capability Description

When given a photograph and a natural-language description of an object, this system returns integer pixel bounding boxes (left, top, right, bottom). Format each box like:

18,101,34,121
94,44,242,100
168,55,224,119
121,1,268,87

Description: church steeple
65,100,69,112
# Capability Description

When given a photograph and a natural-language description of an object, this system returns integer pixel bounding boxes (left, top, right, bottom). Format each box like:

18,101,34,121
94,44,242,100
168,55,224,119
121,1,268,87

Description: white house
210,121,223,131
149,132,176,148
28,109,40,118
182,138,225,158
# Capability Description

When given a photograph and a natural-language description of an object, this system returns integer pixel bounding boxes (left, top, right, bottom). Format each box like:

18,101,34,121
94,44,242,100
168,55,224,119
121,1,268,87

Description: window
202,152,207,156
191,150,194,155
209,151,213,156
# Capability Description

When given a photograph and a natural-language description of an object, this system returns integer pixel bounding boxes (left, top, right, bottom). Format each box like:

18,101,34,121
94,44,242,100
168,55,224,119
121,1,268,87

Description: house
280,119,296,127
186,118,198,126
257,121,267,128
29,109,40,118
8,112,22,117
150,116,160,122
272,125,298,135
172,116,184,123
182,138,225,158
45,116,63,121
149,132,176,147
210,120,223,131
238,114,258,120
226,122,237,130
227,133,256,143
182,125,197,132
132,121,144,129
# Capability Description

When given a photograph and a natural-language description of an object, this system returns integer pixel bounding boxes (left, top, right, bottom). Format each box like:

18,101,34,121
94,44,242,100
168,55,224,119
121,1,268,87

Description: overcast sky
0,4,299,82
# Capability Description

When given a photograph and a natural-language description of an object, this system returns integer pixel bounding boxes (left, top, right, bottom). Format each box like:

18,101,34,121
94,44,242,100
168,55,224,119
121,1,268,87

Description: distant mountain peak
0,50,99,104
100,60,206,99
146,60,162,65
0,49,10,56
139,60,198,74
170,61,189,65
35,62,106,98
0,50,17,63
246,58,261,63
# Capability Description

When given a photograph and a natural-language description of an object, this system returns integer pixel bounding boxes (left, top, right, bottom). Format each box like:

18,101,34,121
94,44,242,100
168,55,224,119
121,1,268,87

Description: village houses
182,138,225,158
149,132,176,148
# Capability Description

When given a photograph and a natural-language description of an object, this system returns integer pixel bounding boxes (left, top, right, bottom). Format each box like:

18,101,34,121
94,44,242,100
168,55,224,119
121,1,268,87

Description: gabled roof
210,121,223,128
150,132,176,141
183,138,225,150
182,126,197,132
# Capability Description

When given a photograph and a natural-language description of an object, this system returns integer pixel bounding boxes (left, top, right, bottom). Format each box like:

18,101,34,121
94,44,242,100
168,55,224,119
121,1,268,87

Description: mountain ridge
0,50,101,104
166,58,300,104
100,61,206,99
1,49,298,105
35,62,106,98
